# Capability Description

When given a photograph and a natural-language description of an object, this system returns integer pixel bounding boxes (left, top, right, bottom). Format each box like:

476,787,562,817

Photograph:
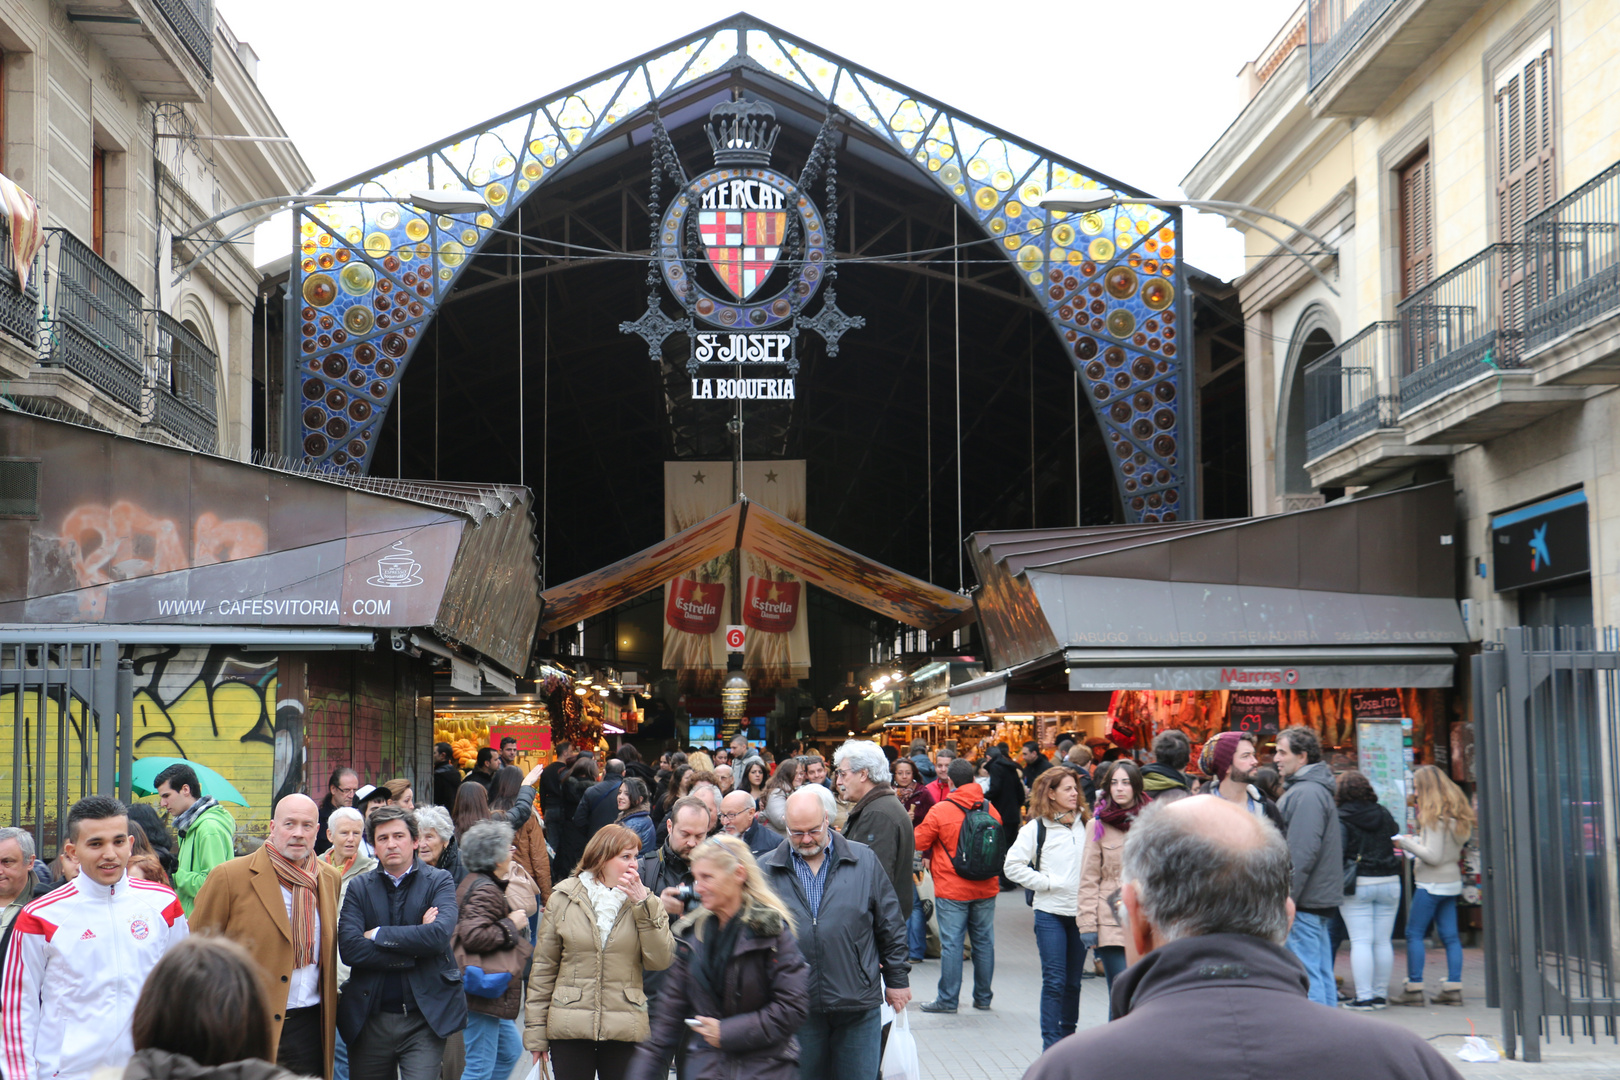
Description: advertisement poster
661,461,810,688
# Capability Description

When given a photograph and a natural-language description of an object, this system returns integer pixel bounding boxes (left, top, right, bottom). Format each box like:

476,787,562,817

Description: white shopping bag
882,1008,921,1080
1456,1036,1500,1063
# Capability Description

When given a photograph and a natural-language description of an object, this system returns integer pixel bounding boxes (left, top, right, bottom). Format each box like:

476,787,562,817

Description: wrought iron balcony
1523,160,1620,354
1307,0,1393,87
0,221,40,348
150,0,212,74
42,231,146,414
1304,321,1399,459
149,312,217,452
1396,243,1525,411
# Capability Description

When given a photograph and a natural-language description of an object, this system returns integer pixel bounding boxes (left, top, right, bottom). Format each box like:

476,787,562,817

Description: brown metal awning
966,482,1468,691
0,412,541,673
539,498,975,635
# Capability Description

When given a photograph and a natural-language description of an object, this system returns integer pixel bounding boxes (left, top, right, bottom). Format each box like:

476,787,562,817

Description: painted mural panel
0,646,292,845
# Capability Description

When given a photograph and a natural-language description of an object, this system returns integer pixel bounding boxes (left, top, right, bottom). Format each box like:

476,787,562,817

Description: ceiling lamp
721,658,750,722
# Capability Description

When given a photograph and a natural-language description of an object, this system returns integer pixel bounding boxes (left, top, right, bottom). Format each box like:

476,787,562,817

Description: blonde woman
626,835,808,1080
524,823,674,1080
687,751,715,775
1393,765,1475,1006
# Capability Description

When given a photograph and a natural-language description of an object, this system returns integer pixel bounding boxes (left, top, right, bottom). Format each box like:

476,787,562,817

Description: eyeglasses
787,825,826,840
336,786,358,796
718,809,751,821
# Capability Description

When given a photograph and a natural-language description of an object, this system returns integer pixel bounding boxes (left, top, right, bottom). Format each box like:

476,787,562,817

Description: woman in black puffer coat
555,754,598,880
1336,769,1403,1010
627,835,809,1080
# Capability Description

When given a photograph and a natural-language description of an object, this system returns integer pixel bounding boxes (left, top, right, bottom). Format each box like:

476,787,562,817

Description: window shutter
1497,43,1555,242
1399,151,1433,299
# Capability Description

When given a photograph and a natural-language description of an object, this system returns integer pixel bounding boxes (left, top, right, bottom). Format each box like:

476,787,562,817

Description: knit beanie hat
1199,731,1246,783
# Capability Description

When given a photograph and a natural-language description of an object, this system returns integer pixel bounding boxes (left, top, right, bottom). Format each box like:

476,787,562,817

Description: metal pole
94,643,116,797
117,658,134,806
1504,627,1544,1060
281,208,300,460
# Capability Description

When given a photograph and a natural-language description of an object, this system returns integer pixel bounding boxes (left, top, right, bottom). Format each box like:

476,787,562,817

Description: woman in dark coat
556,754,598,879
455,821,533,1080
627,835,809,1080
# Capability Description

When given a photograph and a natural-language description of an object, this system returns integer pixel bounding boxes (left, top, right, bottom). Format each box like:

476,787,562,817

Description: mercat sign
620,99,864,394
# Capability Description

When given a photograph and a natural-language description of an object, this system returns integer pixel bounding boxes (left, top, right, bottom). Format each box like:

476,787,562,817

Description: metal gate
1474,627,1620,1060
0,636,134,860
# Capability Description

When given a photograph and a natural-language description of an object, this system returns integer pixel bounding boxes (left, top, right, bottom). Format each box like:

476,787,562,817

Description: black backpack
948,797,1007,880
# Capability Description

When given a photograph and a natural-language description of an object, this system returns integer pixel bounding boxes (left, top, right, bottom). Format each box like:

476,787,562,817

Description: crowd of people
0,725,1478,1080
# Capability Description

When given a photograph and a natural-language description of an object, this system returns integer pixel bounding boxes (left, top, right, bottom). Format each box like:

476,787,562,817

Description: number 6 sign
725,625,746,650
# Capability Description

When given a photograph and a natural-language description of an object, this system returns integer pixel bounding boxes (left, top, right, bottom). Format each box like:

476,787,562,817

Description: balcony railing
43,232,145,414
1523,159,1620,352
1304,322,1399,459
0,221,40,348
150,312,217,452
152,0,212,74
1396,243,1526,411
1307,0,1393,86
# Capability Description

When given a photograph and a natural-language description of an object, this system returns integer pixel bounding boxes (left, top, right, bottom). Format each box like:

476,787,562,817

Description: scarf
697,910,746,1005
324,848,356,876
1093,793,1151,841
579,870,626,950
265,842,319,968
172,795,218,839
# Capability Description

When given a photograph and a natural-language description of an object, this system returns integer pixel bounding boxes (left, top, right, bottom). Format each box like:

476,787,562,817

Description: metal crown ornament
620,99,863,397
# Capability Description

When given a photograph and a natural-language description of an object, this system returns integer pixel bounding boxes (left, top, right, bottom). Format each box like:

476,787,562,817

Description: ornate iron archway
284,13,1194,522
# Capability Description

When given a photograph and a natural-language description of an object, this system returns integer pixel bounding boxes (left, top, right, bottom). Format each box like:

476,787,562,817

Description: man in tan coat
192,793,341,1079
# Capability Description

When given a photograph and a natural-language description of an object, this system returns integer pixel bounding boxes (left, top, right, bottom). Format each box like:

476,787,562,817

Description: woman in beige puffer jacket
524,823,674,1080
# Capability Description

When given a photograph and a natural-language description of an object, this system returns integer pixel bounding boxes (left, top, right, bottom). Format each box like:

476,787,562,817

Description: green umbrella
127,756,251,807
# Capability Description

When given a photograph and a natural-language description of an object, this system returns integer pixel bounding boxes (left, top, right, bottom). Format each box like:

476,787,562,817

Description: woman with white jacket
1393,765,1474,1006
1002,767,1089,1050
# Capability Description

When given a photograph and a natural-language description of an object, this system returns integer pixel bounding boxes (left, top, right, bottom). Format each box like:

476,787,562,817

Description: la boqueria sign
0,414,465,628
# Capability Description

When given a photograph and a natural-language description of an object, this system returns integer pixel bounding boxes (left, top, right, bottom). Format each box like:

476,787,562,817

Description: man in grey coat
834,740,916,922
1274,725,1344,1007
763,788,909,1080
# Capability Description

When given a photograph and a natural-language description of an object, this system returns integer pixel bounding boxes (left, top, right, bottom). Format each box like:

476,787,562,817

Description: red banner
743,576,800,633
666,577,724,634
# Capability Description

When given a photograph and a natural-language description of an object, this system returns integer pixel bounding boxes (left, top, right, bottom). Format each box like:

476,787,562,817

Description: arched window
1276,306,1338,503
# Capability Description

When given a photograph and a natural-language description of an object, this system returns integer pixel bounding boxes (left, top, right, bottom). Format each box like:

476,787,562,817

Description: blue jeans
462,1012,523,1080
1286,910,1338,1007
1032,910,1083,1048
906,883,927,961
935,896,996,1009
333,1029,348,1080
1407,887,1463,982
797,1007,880,1080
1340,878,1400,1001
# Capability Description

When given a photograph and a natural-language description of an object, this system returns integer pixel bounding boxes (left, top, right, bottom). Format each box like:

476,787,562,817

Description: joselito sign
623,99,863,399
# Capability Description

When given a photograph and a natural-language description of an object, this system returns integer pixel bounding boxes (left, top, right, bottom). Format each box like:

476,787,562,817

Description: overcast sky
219,0,1300,283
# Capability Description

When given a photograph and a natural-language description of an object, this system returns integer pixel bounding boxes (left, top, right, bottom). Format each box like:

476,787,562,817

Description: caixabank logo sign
1491,490,1589,593
622,99,863,398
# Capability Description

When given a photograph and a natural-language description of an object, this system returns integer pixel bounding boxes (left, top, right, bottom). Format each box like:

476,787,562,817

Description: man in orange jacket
914,757,1001,1014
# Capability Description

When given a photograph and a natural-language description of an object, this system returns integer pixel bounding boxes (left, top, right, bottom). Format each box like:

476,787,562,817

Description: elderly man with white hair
762,787,909,1080
688,781,723,836
834,740,915,925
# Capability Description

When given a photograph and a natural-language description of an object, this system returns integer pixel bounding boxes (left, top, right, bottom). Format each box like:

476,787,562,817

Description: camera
674,883,698,904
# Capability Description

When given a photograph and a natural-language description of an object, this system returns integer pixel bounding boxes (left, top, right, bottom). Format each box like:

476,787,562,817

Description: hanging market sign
621,98,864,396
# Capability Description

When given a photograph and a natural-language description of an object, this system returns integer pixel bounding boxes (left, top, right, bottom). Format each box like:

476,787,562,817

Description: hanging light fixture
722,659,750,722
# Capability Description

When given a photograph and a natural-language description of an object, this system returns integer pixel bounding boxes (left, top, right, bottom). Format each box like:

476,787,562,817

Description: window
92,146,105,256
1495,33,1555,244
1397,149,1433,299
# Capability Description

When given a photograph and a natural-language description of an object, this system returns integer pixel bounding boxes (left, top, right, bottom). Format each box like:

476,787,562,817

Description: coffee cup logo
367,540,424,588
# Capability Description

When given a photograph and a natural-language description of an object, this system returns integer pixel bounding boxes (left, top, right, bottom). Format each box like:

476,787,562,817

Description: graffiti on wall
0,646,297,839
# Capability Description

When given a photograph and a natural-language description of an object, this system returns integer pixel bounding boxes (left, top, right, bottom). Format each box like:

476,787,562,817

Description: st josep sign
621,99,863,395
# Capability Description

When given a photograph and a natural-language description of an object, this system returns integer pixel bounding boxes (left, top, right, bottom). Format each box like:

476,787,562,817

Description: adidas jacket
0,873,189,1080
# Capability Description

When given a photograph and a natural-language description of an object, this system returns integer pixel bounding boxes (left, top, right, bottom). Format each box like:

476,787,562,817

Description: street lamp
1034,193,1340,295
170,189,489,285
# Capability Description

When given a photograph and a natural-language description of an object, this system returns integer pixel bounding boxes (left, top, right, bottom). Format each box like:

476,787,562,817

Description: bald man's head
1122,794,1291,945
720,790,756,836
268,793,320,863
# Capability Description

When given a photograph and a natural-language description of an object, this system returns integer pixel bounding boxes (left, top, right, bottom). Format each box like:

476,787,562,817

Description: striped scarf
265,842,319,968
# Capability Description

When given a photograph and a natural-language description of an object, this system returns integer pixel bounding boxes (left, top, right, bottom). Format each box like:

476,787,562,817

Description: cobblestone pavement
908,891,1620,1079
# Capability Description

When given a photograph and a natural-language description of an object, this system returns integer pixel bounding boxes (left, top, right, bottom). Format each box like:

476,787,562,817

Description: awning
539,498,974,635
0,412,541,673
963,482,1468,695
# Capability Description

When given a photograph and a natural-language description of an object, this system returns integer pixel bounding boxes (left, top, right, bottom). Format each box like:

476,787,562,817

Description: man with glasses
763,787,909,1080
317,768,361,857
718,790,780,859
834,740,915,925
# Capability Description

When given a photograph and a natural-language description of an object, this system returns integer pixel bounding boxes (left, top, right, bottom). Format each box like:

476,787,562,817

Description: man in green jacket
155,761,237,914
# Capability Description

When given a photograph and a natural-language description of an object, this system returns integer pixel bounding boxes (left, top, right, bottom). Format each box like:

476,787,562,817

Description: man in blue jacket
338,805,467,1080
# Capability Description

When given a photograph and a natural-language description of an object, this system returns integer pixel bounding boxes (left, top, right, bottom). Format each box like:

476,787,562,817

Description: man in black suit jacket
338,806,467,1080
